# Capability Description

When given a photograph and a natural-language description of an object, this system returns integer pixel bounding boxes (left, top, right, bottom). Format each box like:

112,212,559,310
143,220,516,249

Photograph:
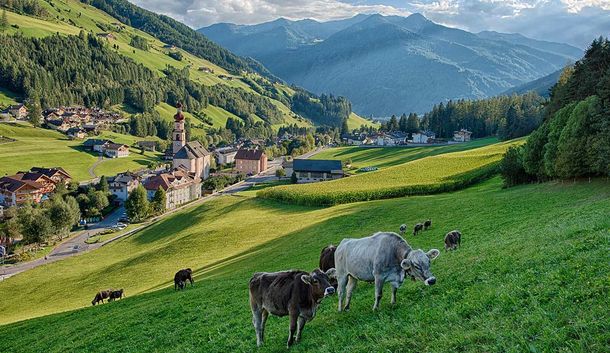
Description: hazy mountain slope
502,69,564,97
200,13,581,116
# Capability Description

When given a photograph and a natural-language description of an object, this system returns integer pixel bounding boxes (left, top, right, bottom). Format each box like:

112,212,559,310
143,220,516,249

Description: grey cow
335,232,440,311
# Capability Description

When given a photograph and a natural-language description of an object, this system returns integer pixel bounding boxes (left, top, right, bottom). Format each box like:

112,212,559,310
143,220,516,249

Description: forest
501,37,610,186
291,90,352,128
80,0,272,77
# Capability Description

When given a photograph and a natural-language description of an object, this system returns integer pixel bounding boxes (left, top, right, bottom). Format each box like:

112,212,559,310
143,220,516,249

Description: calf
399,224,407,235
335,232,439,311
444,230,462,251
174,268,194,290
91,290,112,306
249,268,336,348
319,245,338,288
108,289,124,302
423,219,432,230
413,223,424,236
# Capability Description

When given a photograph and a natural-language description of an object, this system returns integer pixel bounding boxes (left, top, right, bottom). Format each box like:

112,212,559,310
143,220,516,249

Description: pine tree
151,187,167,214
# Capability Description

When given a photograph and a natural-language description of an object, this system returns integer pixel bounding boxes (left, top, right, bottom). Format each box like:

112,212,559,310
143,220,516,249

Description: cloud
129,0,610,48
130,0,411,28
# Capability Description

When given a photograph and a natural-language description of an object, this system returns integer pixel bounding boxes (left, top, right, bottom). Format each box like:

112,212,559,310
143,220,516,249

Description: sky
130,0,610,48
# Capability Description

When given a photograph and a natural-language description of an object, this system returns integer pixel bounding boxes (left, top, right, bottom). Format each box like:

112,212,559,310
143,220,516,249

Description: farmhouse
7,104,28,119
171,104,211,180
411,131,436,144
0,167,70,207
97,32,115,39
143,169,202,210
109,173,139,202
104,143,130,158
235,149,267,175
453,129,472,142
84,139,113,152
198,66,214,74
293,159,344,183
214,147,238,165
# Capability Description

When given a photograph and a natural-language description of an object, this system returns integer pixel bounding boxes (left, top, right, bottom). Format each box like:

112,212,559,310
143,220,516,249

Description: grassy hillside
0,87,18,107
0,124,160,181
313,138,497,170
260,139,521,205
0,2,313,130
0,178,608,352
346,112,378,130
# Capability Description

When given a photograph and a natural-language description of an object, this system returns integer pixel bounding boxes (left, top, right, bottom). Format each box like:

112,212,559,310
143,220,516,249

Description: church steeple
172,103,186,154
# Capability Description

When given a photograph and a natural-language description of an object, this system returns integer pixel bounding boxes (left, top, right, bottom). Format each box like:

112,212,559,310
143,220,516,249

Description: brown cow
91,290,112,305
108,289,124,302
319,245,336,272
445,230,462,250
423,219,432,230
413,223,424,236
174,268,194,290
249,268,336,348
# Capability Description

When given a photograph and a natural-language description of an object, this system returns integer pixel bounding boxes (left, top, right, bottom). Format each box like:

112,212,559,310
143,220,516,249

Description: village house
453,129,473,142
235,149,268,175
0,167,70,207
198,66,214,74
104,143,130,158
8,104,28,119
293,159,344,183
214,147,238,165
411,131,436,144
109,173,140,202
67,128,87,140
84,139,114,153
97,33,116,40
342,133,366,146
143,168,202,210
375,133,396,146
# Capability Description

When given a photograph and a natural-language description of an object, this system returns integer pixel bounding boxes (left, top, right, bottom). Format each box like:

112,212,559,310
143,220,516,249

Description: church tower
172,103,186,154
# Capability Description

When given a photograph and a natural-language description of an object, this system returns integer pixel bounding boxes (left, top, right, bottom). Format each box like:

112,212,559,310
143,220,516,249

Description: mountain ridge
200,13,582,116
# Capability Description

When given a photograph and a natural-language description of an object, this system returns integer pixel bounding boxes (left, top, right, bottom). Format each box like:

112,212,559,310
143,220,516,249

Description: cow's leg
373,276,384,310
251,305,264,347
344,276,357,311
337,274,348,312
295,316,306,343
287,311,299,348
260,309,269,345
391,283,399,305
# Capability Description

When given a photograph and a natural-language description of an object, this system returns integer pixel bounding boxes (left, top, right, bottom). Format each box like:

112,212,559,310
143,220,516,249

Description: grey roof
174,141,210,159
293,159,342,173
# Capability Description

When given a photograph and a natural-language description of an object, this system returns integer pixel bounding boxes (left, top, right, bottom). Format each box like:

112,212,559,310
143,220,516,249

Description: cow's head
301,268,337,298
401,249,440,286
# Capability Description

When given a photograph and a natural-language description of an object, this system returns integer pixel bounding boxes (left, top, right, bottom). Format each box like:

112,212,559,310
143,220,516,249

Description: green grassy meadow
0,177,608,352
0,124,160,181
313,138,497,170
347,112,379,130
260,139,521,205
0,87,19,107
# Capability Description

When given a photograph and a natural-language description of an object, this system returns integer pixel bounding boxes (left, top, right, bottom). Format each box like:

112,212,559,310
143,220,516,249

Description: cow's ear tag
400,259,411,270
301,275,312,285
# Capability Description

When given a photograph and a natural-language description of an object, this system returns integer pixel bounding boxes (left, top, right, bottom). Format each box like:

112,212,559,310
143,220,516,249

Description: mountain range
200,14,583,116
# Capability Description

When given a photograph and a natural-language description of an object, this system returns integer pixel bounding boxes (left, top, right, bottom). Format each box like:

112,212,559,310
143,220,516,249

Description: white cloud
130,0,411,27
561,0,610,13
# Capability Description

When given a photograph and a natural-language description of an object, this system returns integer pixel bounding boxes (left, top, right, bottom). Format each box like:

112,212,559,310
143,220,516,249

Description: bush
500,146,534,187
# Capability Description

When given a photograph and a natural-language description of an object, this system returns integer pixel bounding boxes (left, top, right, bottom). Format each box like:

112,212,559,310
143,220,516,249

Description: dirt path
88,155,104,178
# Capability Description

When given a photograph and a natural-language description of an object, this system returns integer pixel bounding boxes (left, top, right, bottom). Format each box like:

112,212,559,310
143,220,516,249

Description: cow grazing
399,224,407,235
91,290,112,306
444,230,462,251
423,219,432,230
174,268,194,290
413,223,424,236
249,268,336,348
335,232,440,311
108,289,124,302
319,245,336,272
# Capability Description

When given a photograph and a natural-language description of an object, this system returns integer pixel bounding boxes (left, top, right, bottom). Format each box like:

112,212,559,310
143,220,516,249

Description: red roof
234,149,266,161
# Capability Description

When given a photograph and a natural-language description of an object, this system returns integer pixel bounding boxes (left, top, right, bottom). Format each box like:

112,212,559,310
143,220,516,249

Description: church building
171,103,211,180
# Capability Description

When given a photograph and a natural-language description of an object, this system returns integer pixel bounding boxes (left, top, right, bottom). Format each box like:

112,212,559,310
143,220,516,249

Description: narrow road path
88,154,104,179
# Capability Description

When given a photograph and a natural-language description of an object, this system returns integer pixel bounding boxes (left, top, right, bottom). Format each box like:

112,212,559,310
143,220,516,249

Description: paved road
0,207,124,280
88,154,104,179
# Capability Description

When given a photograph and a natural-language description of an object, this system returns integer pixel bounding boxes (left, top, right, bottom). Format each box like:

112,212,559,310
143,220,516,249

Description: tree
151,187,167,214
275,168,286,180
388,115,399,131
406,113,420,134
97,175,109,193
341,118,349,135
88,190,109,216
291,171,298,184
18,205,53,244
500,146,533,187
48,197,80,239
125,185,149,222
26,96,42,127
0,10,8,32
